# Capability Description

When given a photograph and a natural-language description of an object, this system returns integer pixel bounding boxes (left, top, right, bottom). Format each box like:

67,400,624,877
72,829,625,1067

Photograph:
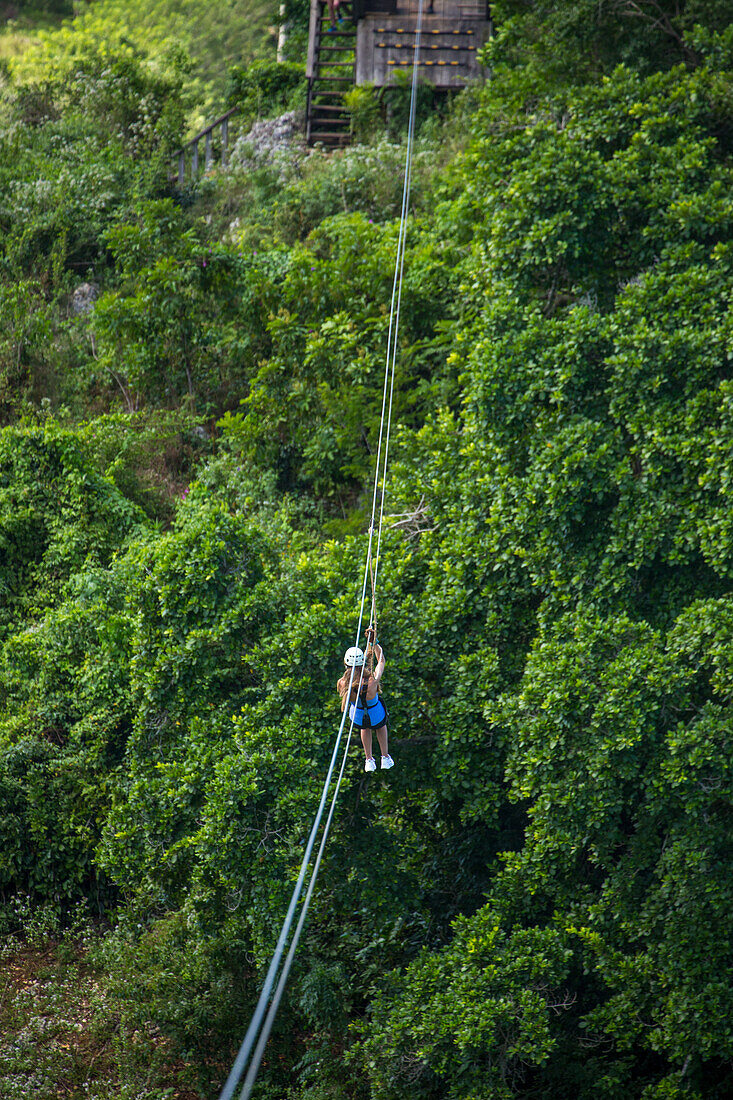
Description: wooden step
311,132,350,142
310,121,349,128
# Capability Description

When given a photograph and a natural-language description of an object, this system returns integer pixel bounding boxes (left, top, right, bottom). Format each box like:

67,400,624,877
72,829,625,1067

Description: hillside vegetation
3,0,281,123
1,2,733,1098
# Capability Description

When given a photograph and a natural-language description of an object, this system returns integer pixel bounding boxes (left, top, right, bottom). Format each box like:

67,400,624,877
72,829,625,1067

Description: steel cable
219,6,424,1095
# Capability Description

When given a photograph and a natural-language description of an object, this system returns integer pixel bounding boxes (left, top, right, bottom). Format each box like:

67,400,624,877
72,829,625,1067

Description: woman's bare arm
371,642,385,687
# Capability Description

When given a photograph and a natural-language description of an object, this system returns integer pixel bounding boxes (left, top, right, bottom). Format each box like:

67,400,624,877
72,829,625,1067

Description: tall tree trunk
277,4,289,63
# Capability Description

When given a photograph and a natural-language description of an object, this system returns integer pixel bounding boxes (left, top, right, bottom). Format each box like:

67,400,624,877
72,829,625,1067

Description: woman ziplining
337,628,394,773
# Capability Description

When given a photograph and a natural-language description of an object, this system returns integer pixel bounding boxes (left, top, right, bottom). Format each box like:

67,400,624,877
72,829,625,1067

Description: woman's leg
375,725,389,757
326,0,337,26
360,726,374,761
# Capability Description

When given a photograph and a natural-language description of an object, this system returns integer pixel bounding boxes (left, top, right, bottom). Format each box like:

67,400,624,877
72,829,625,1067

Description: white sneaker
364,758,376,773
381,754,394,770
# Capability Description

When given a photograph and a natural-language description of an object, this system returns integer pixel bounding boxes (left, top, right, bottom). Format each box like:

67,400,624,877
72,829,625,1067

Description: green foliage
350,48,733,1100
76,409,212,523
2,2,733,1098
453,62,733,311
343,84,381,143
0,424,145,640
0,15,208,429
489,0,724,82
0,922,213,1100
32,1,74,12
9,0,277,125
358,915,573,1099
0,112,133,274
92,198,273,411
0,5,70,71
94,912,253,1095
0,33,190,422
0,738,106,906
0,279,52,422
379,73,437,138
227,57,306,124
0,426,148,915
208,128,450,253
222,209,461,501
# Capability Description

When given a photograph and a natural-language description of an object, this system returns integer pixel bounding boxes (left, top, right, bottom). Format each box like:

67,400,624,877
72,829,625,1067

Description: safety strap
367,545,377,674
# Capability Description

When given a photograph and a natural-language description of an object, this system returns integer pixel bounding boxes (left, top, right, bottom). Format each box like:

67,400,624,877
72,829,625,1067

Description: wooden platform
356,16,490,87
305,1,491,146
354,2,490,89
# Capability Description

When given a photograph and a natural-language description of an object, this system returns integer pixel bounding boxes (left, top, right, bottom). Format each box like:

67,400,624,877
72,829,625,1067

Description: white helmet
344,646,365,667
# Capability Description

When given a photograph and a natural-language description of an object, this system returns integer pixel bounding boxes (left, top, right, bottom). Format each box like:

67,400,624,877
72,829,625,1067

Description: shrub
226,58,306,123
343,83,381,143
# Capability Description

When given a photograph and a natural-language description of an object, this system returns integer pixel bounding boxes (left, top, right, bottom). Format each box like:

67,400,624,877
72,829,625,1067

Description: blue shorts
348,694,387,730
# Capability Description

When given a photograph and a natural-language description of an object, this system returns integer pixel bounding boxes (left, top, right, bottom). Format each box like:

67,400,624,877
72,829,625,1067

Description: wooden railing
172,106,239,185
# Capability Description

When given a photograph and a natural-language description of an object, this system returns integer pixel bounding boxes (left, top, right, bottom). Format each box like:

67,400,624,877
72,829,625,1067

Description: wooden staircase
306,1,356,147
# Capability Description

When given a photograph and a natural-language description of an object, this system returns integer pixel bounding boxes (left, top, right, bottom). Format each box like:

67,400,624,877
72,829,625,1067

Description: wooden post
306,0,321,80
305,77,314,145
221,117,229,167
205,130,213,171
178,152,185,186
191,140,199,176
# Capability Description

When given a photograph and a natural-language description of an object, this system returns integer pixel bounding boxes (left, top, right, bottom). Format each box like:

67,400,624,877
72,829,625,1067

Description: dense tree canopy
0,2,732,1098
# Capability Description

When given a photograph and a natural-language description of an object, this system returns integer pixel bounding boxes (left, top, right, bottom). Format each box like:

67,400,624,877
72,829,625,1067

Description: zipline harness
218,8,425,1096
348,681,388,730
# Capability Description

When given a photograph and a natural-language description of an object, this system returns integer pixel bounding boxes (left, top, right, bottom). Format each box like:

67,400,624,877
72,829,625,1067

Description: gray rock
230,109,306,170
71,282,99,316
